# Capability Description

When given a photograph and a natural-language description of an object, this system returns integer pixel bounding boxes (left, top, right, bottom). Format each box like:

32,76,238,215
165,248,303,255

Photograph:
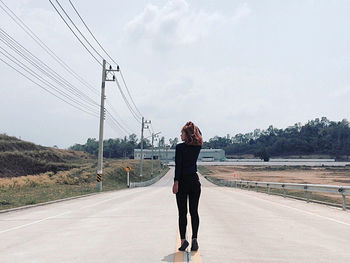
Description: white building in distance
134,148,225,162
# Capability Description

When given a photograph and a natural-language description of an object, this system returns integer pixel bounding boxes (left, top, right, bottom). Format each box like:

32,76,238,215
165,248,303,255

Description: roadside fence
129,170,168,188
204,176,350,211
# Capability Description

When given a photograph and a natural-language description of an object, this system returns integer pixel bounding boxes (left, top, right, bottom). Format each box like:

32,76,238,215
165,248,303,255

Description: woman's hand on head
172,181,178,194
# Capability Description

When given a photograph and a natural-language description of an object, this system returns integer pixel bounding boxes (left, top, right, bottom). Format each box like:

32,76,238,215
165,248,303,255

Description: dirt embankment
0,134,94,178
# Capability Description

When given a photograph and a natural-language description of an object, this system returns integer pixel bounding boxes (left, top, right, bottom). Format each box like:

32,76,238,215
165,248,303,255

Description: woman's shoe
191,239,199,251
178,240,189,251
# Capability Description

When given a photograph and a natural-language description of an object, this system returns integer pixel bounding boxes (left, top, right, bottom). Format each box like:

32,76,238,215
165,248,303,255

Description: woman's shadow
161,251,184,262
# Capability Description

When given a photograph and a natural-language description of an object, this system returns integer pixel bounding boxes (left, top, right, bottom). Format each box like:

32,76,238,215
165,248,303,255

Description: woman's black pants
176,173,201,239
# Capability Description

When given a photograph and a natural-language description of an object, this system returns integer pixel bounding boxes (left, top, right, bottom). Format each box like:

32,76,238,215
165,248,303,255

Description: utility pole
96,59,119,191
151,132,161,176
96,59,106,191
140,117,151,177
158,137,164,171
165,144,169,164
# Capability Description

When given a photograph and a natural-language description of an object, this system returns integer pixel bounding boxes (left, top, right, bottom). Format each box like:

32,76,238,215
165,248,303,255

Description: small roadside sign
125,166,131,187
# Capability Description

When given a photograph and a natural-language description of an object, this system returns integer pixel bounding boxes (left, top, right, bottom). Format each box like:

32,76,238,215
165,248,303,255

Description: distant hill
0,134,95,178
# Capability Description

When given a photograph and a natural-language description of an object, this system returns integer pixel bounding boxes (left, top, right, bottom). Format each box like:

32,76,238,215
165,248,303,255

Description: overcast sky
1,0,350,148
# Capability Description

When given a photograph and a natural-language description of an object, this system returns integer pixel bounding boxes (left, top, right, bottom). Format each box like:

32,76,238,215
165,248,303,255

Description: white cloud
124,0,251,50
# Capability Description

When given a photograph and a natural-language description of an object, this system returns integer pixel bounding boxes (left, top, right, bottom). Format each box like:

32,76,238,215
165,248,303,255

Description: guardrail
204,176,350,211
129,170,168,188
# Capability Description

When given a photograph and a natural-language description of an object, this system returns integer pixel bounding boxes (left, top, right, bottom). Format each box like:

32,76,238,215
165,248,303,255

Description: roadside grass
0,159,169,211
197,166,213,176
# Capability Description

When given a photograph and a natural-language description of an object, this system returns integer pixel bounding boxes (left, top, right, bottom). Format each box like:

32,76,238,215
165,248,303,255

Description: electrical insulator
113,75,115,81
117,65,120,71
109,65,112,70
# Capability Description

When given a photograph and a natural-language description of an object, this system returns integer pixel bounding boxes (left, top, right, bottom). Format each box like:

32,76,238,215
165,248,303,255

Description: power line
105,121,126,137
0,0,99,96
68,0,118,66
0,45,94,113
0,54,98,117
54,0,105,62
48,0,143,128
50,0,146,130
0,46,99,116
105,102,135,133
105,115,128,136
0,28,99,111
0,1,148,152
114,76,142,124
105,110,132,135
48,0,152,136
66,0,143,119
48,0,102,66
119,70,143,118
0,29,98,109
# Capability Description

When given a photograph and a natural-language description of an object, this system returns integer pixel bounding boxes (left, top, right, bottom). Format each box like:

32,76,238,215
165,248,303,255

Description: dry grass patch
0,159,169,210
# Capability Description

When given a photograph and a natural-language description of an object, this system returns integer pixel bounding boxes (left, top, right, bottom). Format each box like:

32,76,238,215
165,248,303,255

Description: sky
0,0,350,148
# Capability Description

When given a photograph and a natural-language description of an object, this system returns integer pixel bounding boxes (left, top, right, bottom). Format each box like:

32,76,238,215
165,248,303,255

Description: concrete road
0,168,350,262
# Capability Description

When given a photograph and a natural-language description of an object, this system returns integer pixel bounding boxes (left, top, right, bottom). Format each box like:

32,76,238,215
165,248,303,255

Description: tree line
202,117,350,160
69,134,178,159
69,117,350,160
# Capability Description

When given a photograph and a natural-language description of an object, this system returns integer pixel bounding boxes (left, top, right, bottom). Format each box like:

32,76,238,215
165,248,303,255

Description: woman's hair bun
181,121,203,146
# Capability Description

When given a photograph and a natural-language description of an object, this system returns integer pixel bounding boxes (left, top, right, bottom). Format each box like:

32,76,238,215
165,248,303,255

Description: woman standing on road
172,121,203,251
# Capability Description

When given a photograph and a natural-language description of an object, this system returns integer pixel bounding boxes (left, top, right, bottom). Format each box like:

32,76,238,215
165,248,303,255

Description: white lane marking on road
0,211,70,234
0,170,174,234
80,188,148,209
220,187,350,227
0,188,149,234
81,170,173,209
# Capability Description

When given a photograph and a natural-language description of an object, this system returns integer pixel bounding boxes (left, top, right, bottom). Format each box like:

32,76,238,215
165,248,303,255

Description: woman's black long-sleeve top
174,142,201,182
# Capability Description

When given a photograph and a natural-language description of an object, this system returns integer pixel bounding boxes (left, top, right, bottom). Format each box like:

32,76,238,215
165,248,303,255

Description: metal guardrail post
255,182,258,192
248,182,250,191
339,188,346,211
267,184,270,194
282,184,286,198
304,186,310,203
